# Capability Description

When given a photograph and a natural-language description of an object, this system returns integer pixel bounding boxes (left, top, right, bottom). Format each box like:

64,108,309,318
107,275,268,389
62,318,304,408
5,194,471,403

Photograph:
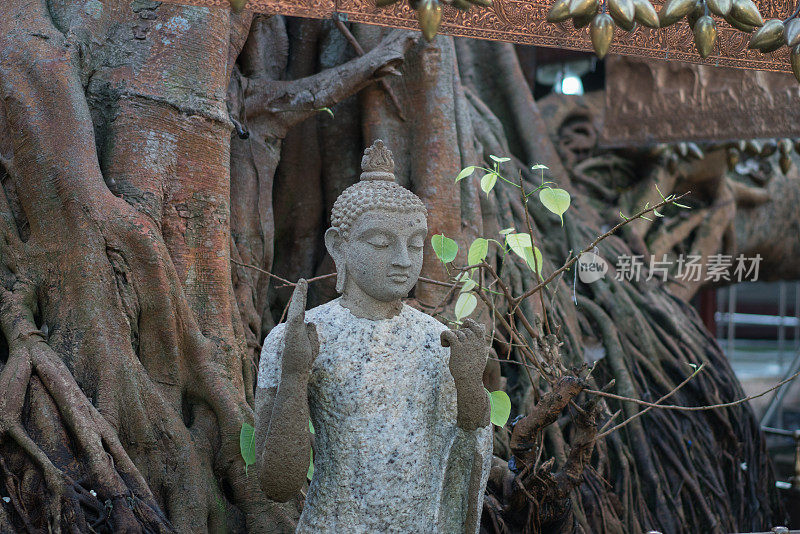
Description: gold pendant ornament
693,16,717,58
591,13,615,58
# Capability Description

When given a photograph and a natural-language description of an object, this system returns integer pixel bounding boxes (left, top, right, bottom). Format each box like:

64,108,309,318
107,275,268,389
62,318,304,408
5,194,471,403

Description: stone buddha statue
254,140,493,533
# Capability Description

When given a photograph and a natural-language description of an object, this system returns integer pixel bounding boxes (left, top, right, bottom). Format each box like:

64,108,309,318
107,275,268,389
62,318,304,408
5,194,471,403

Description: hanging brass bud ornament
659,0,695,27
693,16,717,58
571,0,600,18
230,0,246,12
591,13,615,58
730,0,764,27
786,19,800,47
791,44,800,83
632,0,660,27
375,0,494,40
609,0,635,26
548,0,573,22
706,0,731,16
748,19,785,50
687,0,705,30
724,12,756,31
418,0,443,41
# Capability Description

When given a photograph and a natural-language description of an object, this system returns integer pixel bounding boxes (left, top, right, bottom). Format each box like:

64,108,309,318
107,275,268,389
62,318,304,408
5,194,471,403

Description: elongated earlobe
324,228,346,294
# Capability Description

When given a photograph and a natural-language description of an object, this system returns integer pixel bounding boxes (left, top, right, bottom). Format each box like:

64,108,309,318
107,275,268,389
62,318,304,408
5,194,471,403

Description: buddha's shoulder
400,304,447,333
305,299,345,324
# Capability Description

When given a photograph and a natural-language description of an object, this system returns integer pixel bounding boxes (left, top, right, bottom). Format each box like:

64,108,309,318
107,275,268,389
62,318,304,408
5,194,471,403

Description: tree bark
0,4,788,533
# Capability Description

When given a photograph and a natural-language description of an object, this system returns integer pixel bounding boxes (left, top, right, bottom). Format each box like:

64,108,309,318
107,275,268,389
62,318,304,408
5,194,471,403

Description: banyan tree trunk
0,2,786,533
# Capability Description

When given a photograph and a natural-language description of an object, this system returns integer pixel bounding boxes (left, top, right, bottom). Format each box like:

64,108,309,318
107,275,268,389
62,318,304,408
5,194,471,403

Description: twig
333,18,407,122
590,365,800,415
594,363,705,439
231,258,465,292
515,191,691,304
230,259,336,287
231,258,292,285
518,172,550,335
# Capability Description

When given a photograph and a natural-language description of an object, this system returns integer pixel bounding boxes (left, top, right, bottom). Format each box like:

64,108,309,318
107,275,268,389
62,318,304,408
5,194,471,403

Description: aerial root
0,316,174,533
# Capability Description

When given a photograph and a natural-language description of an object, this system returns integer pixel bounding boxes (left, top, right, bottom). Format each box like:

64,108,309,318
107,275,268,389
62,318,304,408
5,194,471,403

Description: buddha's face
327,209,427,303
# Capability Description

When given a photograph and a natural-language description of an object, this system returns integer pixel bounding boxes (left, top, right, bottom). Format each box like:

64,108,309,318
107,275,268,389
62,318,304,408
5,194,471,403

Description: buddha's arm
258,358,313,502
441,319,491,431
256,281,318,502
453,371,491,431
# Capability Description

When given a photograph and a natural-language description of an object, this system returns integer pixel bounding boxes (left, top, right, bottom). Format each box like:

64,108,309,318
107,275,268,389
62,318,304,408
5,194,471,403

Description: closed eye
366,237,390,248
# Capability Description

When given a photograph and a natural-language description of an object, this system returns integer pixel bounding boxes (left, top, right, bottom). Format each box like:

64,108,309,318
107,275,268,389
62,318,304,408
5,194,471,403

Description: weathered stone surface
258,300,492,532
255,140,492,532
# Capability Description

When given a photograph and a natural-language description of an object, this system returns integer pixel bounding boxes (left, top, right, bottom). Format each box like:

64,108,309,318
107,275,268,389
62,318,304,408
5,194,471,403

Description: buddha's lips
388,273,409,283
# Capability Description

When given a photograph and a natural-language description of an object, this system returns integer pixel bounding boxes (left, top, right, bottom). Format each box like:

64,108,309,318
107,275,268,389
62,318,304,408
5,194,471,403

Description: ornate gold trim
164,0,794,73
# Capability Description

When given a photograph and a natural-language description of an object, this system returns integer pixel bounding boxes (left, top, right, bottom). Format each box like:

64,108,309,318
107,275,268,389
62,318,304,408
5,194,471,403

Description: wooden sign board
168,0,794,73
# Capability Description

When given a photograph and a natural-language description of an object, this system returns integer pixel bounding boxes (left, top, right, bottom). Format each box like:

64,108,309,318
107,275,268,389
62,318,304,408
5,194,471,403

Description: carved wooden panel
164,0,795,73
601,55,800,146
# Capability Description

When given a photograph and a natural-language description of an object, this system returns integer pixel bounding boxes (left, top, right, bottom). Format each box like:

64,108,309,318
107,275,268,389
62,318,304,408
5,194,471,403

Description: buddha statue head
325,140,428,314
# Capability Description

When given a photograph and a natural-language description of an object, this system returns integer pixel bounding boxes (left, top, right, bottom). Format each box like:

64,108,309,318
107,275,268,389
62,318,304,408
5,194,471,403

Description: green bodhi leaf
523,246,544,276
489,155,511,163
539,188,571,225
487,390,512,427
499,227,515,235
505,232,532,259
239,423,256,476
530,164,549,170
468,238,489,267
307,420,315,479
431,234,458,263
480,173,497,196
455,166,476,182
460,278,477,293
454,292,477,321
506,233,544,275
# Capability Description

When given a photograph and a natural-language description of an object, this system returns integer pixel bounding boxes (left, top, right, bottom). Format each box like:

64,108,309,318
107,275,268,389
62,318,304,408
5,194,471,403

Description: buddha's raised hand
282,279,319,377
441,319,491,430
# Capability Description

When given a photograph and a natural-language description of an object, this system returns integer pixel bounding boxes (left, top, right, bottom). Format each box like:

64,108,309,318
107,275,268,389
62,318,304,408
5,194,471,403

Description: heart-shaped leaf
480,173,498,196
488,390,512,426
505,233,532,259
523,246,544,275
490,155,511,163
455,166,476,182
455,292,477,321
240,423,256,475
460,278,477,293
468,238,489,267
539,188,571,225
431,234,458,263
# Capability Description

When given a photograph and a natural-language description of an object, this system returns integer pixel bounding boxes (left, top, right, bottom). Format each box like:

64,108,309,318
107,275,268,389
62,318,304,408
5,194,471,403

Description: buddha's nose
392,246,412,268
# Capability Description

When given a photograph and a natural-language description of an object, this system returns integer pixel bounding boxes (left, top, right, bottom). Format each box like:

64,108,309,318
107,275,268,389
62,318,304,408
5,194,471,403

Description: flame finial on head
360,140,395,181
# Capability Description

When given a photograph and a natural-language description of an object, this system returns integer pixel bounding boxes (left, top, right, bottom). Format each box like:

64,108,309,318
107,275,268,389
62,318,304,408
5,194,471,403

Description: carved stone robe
256,299,493,533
